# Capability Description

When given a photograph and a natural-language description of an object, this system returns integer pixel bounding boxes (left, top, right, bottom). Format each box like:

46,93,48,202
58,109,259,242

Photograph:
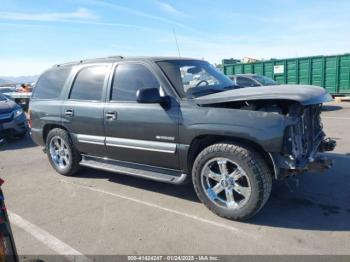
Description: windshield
157,60,236,98
251,75,278,86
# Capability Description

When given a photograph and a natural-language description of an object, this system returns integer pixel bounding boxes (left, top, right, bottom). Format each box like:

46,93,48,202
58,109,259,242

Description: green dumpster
222,54,350,95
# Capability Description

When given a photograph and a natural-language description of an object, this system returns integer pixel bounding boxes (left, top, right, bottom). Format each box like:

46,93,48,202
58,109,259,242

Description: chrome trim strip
75,134,177,153
105,137,176,153
76,134,105,146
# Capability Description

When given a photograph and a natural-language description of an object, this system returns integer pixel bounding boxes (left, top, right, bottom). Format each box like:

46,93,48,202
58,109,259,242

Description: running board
79,155,187,185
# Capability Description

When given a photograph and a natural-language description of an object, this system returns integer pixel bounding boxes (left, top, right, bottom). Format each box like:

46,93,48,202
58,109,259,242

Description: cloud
156,1,183,15
58,20,148,29
84,0,197,32
0,8,96,22
0,7,148,29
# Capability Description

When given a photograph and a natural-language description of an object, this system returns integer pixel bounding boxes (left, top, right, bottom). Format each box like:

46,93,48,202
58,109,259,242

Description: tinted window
236,76,259,87
32,67,71,99
251,75,278,85
70,66,107,101
111,64,159,101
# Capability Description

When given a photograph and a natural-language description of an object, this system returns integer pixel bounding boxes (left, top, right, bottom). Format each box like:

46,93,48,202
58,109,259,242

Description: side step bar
80,155,187,185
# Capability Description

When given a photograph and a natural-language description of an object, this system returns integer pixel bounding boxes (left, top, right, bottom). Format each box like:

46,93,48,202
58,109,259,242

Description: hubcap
200,158,251,210
49,136,70,169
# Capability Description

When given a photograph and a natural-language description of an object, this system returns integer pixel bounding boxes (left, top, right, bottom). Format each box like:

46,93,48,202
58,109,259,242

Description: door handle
65,109,74,117
105,111,117,120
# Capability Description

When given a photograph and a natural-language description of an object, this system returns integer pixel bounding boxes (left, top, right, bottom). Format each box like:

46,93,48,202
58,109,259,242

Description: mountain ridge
0,75,39,84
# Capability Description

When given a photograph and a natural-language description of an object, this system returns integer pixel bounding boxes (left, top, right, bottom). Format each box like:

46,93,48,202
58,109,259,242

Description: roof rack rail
55,55,124,67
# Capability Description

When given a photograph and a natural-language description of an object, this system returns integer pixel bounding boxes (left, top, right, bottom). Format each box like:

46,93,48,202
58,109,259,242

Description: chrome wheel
200,157,252,210
49,136,71,169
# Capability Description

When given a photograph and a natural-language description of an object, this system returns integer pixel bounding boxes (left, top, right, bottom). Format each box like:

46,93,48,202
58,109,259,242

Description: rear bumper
30,127,45,146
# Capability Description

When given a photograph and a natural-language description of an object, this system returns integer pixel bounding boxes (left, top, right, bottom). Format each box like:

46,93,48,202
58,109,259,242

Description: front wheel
46,128,80,176
192,143,272,221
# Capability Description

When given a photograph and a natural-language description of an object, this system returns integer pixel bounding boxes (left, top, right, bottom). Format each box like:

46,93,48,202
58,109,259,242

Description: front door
104,62,180,169
62,64,110,157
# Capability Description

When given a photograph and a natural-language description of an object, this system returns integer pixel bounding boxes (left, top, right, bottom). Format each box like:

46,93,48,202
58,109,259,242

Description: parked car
0,87,15,94
0,93,28,139
3,92,32,111
0,178,19,262
29,56,336,220
228,74,278,88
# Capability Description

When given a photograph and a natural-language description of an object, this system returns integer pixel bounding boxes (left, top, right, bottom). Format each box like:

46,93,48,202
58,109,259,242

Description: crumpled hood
194,85,332,105
0,99,17,114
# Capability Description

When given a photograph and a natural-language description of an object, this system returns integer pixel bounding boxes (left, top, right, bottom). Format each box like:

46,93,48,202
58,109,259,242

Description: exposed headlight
13,108,23,118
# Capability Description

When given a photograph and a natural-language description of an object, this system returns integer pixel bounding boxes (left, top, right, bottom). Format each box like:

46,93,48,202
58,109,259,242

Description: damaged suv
30,57,336,220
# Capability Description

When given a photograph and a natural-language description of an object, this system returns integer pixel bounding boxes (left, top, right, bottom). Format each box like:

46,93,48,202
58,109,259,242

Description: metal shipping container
222,54,350,94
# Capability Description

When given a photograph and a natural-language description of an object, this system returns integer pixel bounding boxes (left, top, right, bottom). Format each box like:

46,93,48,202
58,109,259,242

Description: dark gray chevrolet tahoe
30,56,336,220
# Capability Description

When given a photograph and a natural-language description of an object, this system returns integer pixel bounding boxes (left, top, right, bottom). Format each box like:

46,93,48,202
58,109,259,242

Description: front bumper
0,113,28,137
271,137,336,179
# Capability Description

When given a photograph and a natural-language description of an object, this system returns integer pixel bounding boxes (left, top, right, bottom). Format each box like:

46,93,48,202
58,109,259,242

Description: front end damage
271,103,336,178
194,85,336,179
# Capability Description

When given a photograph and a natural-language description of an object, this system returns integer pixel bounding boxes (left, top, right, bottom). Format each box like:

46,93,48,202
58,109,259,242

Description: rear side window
32,67,71,99
111,64,159,101
236,76,258,87
69,66,107,101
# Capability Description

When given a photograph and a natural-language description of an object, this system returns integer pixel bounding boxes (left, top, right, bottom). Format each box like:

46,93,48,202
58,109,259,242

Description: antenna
173,28,181,57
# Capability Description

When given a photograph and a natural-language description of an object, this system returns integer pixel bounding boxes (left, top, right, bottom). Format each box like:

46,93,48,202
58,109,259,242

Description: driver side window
111,64,160,101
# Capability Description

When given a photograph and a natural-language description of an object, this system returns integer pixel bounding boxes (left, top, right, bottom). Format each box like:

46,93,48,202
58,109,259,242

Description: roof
54,56,200,68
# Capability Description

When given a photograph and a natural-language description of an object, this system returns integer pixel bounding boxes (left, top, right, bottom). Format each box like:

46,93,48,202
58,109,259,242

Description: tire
192,143,272,221
46,128,80,176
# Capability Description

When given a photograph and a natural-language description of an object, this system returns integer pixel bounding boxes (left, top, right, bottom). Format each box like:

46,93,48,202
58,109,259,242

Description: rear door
62,64,110,157
104,62,180,169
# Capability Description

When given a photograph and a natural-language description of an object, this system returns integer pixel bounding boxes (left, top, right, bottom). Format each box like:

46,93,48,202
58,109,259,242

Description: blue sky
0,0,349,76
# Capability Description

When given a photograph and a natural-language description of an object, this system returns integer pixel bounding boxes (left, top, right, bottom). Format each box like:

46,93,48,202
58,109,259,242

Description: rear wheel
46,128,80,176
192,143,272,221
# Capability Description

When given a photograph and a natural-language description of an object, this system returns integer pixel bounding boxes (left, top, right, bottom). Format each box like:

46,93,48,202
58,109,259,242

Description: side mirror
136,88,166,104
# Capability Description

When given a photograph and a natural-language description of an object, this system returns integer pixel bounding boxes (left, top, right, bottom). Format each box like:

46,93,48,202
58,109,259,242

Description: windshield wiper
223,84,241,90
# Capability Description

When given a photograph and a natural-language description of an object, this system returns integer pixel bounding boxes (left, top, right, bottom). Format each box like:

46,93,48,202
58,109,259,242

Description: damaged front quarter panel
185,85,335,179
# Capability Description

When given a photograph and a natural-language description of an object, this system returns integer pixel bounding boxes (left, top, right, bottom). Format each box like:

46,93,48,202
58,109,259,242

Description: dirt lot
0,102,349,259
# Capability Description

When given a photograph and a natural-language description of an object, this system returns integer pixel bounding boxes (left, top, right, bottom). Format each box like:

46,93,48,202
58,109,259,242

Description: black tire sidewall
46,129,77,176
193,144,268,220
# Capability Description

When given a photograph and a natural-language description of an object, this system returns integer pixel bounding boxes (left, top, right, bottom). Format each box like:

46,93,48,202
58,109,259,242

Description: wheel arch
187,134,276,178
43,124,68,145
